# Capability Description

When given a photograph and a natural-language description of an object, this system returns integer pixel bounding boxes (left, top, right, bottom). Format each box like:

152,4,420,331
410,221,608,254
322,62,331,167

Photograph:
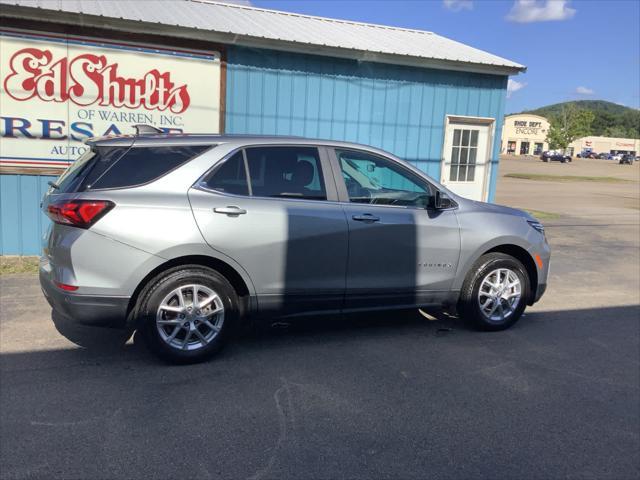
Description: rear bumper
40,264,130,328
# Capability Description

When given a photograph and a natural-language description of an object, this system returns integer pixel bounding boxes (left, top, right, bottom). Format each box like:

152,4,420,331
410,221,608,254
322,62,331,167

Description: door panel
342,204,460,309
190,190,348,313
331,148,461,310
189,145,348,316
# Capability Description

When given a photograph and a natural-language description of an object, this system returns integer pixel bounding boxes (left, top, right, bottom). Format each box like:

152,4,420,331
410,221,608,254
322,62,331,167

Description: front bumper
40,263,130,328
530,240,551,304
533,282,547,303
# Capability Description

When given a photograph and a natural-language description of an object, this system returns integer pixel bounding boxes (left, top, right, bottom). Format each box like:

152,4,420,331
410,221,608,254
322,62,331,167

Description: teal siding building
0,0,524,255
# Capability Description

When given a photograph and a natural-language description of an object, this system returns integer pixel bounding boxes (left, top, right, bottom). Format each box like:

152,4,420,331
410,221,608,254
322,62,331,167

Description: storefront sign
0,31,221,172
513,120,543,136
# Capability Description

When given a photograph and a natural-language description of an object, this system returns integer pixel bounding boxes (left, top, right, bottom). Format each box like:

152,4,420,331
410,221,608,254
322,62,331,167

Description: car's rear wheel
137,266,238,363
458,253,530,331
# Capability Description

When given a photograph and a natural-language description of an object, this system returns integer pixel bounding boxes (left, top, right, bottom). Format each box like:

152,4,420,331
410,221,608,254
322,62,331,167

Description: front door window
520,142,530,155
336,149,432,208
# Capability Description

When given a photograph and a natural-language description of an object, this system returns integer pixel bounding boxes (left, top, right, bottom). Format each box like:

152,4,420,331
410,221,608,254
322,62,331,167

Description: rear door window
245,146,326,200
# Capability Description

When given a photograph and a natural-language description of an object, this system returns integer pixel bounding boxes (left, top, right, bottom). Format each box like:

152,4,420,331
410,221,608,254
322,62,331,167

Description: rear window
89,145,210,190
55,144,210,192
56,147,127,193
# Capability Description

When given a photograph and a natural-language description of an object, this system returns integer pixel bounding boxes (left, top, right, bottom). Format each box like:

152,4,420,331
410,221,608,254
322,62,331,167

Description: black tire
457,253,530,331
137,266,239,364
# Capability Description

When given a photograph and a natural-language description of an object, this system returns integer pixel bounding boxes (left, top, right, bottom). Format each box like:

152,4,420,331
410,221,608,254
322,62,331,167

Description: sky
248,0,640,113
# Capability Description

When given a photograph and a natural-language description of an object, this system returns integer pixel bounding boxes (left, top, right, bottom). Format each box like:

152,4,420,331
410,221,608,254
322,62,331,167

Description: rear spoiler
133,124,163,135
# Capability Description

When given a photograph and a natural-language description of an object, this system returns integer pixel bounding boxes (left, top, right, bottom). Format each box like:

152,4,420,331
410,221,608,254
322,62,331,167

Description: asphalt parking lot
1,155,638,480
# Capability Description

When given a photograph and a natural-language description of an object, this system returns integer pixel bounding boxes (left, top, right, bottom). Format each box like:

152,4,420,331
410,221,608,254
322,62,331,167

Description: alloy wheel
477,268,522,322
156,284,224,350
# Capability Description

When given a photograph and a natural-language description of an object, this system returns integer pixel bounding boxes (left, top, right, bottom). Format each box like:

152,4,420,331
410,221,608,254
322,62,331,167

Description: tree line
523,100,640,150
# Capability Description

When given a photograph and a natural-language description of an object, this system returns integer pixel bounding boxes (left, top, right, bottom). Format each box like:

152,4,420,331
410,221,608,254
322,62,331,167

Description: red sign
1,32,221,172
4,47,191,113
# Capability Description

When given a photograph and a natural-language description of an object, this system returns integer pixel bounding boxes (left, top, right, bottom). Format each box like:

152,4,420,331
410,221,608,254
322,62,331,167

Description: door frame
440,115,496,202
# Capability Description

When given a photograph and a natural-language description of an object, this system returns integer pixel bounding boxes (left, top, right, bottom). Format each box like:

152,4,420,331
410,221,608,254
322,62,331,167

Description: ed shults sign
0,32,221,171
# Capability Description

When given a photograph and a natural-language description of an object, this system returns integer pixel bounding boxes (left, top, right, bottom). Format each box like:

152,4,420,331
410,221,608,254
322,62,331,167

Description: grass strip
523,209,562,220
505,173,632,183
0,256,39,275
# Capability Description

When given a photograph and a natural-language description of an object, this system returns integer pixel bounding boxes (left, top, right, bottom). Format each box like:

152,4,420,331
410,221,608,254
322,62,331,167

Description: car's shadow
47,307,462,365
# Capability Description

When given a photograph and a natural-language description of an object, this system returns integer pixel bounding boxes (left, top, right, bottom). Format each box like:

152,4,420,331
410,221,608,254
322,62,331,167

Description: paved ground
1,156,639,479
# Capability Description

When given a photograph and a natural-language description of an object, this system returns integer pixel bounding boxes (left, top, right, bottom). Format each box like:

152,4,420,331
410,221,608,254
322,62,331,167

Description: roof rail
133,124,164,135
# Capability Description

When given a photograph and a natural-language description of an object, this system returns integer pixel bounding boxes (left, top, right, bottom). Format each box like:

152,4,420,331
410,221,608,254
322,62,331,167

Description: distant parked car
597,153,610,160
578,151,600,159
541,151,572,163
611,153,623,161
619,154,634,165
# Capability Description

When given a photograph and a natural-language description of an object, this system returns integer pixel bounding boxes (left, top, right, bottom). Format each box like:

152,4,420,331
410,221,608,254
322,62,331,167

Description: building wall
0,44,508,255
225,46,507,199
569,136,639,156
501,114,549,156
0,174,56,255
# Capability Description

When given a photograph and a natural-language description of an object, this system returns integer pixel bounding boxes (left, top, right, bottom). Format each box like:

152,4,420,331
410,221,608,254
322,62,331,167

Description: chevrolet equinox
40,130,550,363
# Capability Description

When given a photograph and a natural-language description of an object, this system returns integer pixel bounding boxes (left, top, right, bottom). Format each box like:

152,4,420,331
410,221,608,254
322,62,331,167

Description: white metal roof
0,0,526,74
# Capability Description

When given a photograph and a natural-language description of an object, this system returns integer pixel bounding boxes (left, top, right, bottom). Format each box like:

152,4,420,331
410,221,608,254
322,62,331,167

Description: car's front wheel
457,253,530,331
137,266,238,363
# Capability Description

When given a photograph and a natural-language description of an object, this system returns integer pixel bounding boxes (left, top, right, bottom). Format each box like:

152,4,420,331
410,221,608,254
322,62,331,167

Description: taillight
54,281,78,292
47,200,114,228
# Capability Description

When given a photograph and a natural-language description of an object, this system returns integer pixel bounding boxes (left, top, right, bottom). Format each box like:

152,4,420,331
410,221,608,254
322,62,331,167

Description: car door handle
214,206,247,216
352,213,380,222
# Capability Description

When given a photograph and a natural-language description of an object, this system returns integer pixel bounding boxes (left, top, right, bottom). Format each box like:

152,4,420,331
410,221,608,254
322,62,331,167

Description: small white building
568,136,639,157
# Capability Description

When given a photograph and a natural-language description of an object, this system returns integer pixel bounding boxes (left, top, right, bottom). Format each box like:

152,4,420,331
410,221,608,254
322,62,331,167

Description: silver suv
40,130,550,363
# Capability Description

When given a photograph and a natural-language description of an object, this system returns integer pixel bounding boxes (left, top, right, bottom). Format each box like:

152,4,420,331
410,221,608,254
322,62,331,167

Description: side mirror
433,190,454,210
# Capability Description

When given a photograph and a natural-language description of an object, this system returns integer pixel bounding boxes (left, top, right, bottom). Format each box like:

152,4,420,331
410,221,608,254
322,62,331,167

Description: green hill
521,100,640,139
